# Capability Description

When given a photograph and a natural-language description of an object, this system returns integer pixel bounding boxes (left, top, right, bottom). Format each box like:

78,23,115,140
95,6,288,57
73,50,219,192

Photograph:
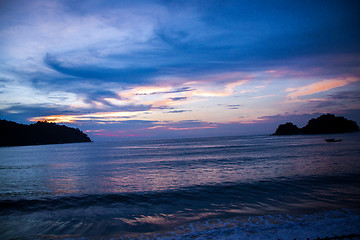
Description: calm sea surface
1,133,360,239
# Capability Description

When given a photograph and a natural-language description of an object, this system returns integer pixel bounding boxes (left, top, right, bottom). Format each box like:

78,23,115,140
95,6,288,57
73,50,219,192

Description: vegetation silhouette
0,119,92,147
273,114,359,135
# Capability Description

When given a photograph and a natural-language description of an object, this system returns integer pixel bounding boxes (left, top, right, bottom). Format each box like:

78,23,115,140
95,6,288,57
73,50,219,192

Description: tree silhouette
0,119,92,147
273,114,359,135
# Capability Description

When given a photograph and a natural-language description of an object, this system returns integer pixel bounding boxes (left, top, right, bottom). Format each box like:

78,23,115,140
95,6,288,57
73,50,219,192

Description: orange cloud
28,72,255,125
29,115,78,123
29,111,145,123
286,77,358,99
115,77,249,109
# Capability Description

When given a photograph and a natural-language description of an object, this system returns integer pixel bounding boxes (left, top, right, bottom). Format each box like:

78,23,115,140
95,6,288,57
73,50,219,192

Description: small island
0,119,92,147
273,114,359,135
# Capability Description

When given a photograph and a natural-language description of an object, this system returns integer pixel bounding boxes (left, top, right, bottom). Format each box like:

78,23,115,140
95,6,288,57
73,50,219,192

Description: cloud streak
286,77,358,99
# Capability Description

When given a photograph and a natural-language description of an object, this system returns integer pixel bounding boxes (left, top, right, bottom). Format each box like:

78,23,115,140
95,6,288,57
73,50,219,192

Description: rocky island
0,119,92,147
273,114,359,135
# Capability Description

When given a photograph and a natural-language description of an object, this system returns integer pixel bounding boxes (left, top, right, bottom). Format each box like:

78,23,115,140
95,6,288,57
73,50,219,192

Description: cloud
112,75,249,110
327,91,360,102
251,94,277,99
169,97,187,101
0,106,60,121
133,87,193,96
307,90,360,110
187,80,248,97
1,0,360,139
146,120,217,131
166,110,191,113
227,104,242,109
4,0,358,87
44,54,158,83
28,110,150,123
286,77,358,99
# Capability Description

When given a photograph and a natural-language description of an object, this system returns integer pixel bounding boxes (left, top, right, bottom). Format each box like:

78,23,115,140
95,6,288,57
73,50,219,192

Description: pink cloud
146,122,217,131
286,77,358,99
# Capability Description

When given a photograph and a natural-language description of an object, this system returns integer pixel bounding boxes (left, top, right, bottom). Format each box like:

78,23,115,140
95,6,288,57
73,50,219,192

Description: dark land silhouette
0,119,92,147
273,114,359,135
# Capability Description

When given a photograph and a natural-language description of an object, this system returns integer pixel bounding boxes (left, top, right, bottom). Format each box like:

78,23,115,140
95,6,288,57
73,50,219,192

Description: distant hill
0,120,92,147
273,114,359,135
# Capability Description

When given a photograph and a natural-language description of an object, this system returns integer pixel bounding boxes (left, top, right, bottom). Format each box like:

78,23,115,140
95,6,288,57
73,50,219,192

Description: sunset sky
1,0,360,140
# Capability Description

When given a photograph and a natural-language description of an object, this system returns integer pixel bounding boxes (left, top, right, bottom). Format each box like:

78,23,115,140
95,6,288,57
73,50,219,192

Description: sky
1,0,360,140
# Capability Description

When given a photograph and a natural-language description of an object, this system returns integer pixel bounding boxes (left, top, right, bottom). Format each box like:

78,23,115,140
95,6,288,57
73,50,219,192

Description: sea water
0,133,359,239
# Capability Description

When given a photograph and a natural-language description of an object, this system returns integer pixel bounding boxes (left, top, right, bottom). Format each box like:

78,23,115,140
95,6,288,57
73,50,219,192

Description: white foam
148,209,360,240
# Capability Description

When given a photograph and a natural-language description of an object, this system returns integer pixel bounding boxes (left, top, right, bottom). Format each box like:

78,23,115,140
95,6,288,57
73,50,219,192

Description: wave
2,173,359,216
1,208,359,240
152,209,360,240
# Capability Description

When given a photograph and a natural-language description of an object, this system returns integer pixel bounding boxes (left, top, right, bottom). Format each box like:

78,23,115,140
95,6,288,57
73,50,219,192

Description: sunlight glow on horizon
27,73,360,134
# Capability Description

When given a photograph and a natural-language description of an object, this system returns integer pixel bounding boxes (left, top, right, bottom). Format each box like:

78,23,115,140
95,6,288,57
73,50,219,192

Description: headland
273,114,359,135
0,119,92,147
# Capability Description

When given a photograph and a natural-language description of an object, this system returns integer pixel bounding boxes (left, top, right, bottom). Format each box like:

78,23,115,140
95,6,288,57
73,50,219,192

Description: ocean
0,133,360,239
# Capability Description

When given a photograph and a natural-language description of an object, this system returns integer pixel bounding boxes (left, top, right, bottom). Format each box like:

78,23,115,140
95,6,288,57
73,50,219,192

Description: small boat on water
325,138,342,142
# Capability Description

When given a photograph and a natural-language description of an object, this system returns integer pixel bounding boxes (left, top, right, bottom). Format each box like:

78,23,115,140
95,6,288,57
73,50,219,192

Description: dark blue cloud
134,87,193,96
327,91,360,101
86,90,118,100
226,104,241,110
81,90,119,106
156,0,360,74
0,105,80,124
41,0,360,86
307,90,360,111
169,97,187,101
0,103,153,125
167,110,191,113
44,54,158,83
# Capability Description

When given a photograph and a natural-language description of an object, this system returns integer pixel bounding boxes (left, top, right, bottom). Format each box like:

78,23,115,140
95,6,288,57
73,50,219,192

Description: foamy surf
141,209,360,240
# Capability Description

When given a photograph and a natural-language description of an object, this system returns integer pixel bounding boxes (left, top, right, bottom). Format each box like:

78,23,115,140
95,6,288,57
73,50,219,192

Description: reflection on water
0,133,360,239
0,134,359,197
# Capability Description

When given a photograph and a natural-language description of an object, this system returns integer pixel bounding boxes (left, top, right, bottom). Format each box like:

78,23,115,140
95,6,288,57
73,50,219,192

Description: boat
325,138,342,142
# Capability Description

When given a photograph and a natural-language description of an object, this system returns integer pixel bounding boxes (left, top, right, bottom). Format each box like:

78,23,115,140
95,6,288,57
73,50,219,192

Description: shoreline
127,209,360,240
